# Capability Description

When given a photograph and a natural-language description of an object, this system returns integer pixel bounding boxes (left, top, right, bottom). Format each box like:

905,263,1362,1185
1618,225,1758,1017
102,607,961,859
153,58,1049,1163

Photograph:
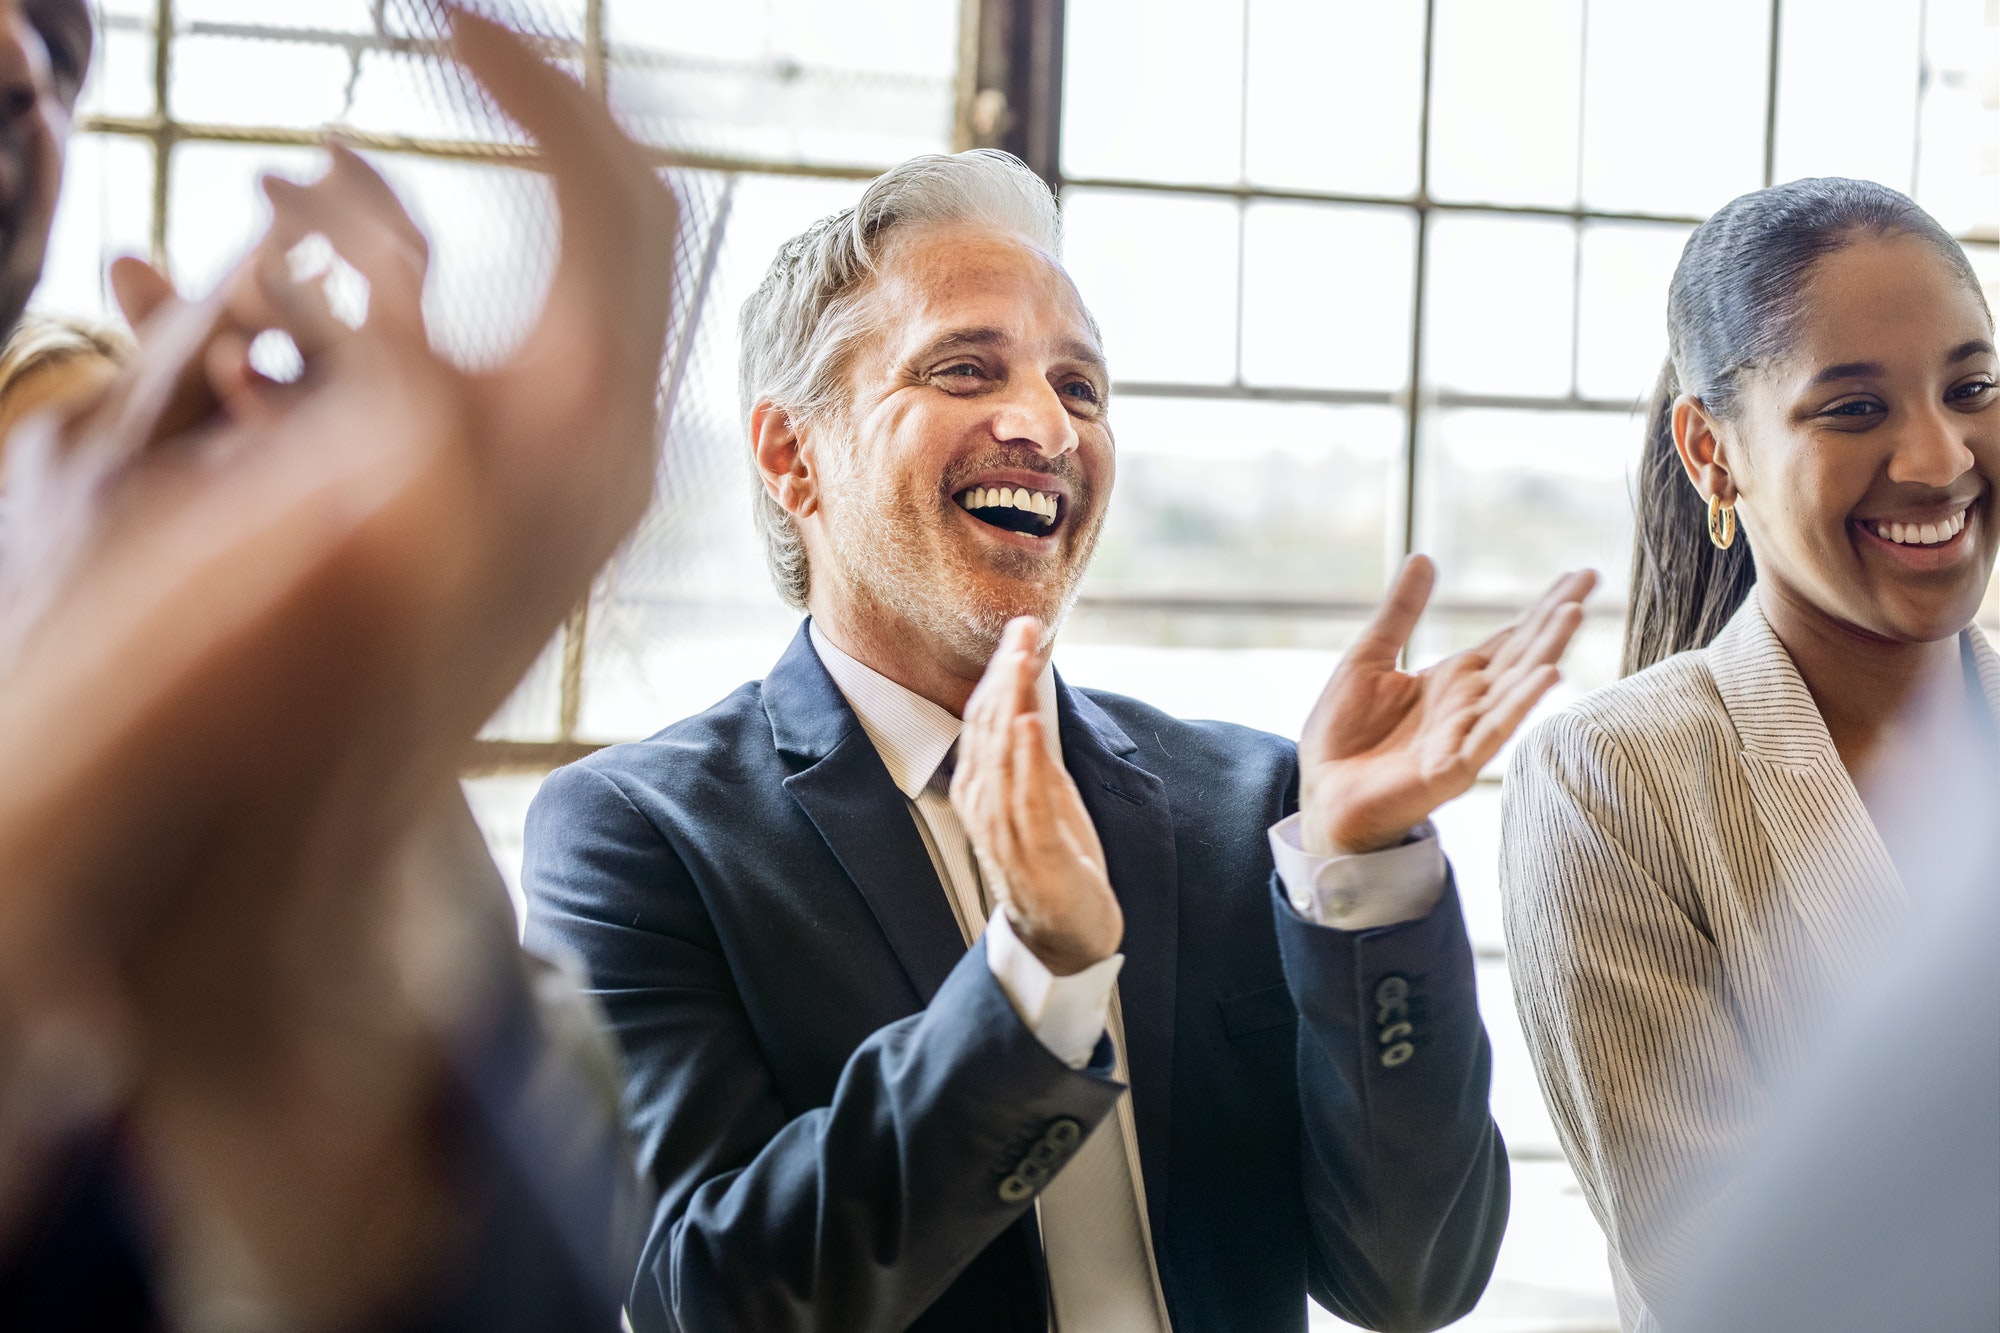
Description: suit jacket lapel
1705,596,1905,988
1057,678,1180,1243
764,623,967,1005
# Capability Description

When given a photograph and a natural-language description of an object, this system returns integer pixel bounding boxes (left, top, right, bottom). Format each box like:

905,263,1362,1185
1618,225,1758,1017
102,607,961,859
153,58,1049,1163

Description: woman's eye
1822,399,1882,419
1949,379,1996,403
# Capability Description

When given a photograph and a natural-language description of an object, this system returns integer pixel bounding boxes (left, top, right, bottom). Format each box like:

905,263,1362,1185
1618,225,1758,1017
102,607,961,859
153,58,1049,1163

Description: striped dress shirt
1500,592,2000,1332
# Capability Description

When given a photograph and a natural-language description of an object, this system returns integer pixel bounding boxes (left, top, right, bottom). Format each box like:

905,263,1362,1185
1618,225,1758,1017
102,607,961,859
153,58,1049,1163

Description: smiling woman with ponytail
1499,178,1999,1332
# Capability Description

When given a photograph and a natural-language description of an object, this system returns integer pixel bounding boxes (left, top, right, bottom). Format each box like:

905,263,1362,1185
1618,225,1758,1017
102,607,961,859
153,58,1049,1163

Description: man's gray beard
822,485,1090,669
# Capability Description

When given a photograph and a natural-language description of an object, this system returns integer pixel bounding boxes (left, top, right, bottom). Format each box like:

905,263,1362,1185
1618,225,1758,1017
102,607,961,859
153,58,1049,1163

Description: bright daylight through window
40,2,2000,1330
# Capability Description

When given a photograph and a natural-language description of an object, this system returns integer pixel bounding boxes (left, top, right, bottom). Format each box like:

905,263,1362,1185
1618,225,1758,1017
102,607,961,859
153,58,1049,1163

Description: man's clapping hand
951,617,1122,976
1299,556,1596,857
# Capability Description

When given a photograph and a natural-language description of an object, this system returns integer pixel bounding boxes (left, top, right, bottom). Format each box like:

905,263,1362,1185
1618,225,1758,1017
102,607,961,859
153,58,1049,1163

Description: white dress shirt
808,623,1446,1331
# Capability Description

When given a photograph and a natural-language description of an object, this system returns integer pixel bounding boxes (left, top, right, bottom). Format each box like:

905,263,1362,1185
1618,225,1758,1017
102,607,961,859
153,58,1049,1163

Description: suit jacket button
1044,1118,1082,1153
999,1173,1034,1203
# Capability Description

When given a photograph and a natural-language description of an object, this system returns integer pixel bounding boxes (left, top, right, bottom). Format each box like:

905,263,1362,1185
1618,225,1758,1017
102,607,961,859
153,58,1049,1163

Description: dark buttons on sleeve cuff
998,1116,1085,1203
1373,974,1416,1068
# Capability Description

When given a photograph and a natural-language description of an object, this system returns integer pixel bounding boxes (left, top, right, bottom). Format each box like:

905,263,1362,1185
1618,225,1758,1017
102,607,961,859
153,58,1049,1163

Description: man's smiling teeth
957,485,1058,528
1870,510,1968,546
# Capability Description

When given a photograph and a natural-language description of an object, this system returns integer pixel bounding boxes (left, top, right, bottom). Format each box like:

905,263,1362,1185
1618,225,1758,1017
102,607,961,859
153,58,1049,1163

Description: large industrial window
1056,2,1997,1328
38,2,2000,1329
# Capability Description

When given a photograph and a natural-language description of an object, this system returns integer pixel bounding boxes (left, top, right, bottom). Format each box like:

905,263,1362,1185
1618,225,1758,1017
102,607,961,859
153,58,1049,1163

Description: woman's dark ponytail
1621,177,1988,675
1623,358,1755,677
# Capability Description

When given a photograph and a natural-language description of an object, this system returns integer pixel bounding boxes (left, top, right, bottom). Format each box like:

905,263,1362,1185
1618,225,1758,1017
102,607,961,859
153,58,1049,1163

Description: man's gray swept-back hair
739,149,1063,608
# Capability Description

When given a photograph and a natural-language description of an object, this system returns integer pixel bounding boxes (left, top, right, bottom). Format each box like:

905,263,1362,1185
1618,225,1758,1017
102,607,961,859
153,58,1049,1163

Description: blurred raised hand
1299,557,1596,856
0,10,673,1319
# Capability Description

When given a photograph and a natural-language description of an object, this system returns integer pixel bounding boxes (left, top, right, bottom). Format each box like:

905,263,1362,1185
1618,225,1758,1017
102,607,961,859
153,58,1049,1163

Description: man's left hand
1299,556,1596,857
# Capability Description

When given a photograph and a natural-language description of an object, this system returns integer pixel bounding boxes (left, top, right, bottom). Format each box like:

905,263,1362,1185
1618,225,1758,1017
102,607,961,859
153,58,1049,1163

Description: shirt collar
809,619,1061,799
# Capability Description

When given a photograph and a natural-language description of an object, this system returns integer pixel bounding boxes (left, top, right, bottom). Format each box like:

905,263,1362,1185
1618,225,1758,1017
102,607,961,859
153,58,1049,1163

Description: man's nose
990,377,1079,459
1887,401,1978,489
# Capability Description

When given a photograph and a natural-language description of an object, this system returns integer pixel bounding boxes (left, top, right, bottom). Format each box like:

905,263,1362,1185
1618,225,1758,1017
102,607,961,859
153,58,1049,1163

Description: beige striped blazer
1500,592,2000,1332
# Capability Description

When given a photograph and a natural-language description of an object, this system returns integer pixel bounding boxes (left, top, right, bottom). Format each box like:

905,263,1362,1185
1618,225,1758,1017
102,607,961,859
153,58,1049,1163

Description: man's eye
1061,380,1100,404
935,363,983,381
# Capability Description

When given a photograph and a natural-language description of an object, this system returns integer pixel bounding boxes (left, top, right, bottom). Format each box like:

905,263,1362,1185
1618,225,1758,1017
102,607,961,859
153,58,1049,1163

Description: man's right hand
951,617,1122,976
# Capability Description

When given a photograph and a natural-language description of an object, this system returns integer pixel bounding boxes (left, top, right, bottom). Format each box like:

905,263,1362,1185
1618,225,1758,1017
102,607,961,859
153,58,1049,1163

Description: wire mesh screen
55,1,963,750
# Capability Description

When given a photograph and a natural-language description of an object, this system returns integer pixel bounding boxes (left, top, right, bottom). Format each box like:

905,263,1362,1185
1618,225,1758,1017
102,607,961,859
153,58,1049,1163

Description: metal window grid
72,0,1994,772
1059,0,1990,624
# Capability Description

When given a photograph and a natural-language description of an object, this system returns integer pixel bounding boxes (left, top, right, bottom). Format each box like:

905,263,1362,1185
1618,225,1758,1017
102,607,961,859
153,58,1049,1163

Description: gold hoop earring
1706,494,1736,550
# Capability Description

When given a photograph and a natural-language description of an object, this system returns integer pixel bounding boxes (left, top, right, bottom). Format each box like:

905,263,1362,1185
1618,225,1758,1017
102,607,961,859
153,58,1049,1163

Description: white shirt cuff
1267,814,1447,930
983,907,1122,1069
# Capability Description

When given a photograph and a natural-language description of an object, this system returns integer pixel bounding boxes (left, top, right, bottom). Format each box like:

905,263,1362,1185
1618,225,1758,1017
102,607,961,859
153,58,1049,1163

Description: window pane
480,632,565,743
579,173,866,742
1580,0,1770,217
1055,636,1349,740
1576,221,1693,403
1414,407,1638,603
608,0,951,77
1083,397,1400,599
1062,0,1246,186
1966,244,2000,323
1412,407,1636,734
1243,0,1423,197
34,134,153,321
1773,0,1922,193
1425,214,1577,397
170,35,355,128
1241,202,1416,392
1063,188,1239,385
78,15,154,120
1429,0,1582,208
607,0,957,168
1914,0,1999,239
347,50,537,144
179,0,378,23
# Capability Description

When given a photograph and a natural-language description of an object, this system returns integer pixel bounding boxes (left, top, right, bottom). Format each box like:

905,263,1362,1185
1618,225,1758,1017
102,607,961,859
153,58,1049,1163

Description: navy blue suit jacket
524,624,1506,1333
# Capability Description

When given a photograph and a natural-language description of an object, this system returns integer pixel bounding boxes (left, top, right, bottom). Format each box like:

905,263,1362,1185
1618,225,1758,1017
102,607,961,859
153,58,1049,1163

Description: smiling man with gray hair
526,148,1595,1333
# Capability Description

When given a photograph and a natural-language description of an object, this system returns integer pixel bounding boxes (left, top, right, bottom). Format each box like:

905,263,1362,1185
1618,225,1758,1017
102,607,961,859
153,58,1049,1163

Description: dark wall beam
955,0,1065,188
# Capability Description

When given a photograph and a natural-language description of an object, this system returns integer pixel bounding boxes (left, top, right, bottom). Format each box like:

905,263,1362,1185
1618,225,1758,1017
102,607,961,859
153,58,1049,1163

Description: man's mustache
941,452,1087,496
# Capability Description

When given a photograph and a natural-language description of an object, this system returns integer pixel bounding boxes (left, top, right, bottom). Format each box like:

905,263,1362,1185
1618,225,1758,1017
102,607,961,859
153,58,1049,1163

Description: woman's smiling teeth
1869,510,1968,547
956,485,1059,534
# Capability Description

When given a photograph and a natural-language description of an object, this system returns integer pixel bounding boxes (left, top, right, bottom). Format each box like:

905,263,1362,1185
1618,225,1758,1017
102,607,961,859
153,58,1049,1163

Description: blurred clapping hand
0,10,671,1324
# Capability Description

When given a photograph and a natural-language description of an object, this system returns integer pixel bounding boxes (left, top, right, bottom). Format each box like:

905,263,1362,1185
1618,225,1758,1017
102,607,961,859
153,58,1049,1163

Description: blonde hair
0,312,133,402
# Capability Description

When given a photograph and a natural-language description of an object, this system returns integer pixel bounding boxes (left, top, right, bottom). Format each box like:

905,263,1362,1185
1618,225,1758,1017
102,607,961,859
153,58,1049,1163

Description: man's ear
1671,394,1738,505
750,401,818,520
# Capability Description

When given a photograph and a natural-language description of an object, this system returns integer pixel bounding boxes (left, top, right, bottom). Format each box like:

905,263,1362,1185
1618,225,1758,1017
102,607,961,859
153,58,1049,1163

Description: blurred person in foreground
1500,178,1998,1332
0,4,672,1327
526,148,1596,1333
1666,737,1999,1333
